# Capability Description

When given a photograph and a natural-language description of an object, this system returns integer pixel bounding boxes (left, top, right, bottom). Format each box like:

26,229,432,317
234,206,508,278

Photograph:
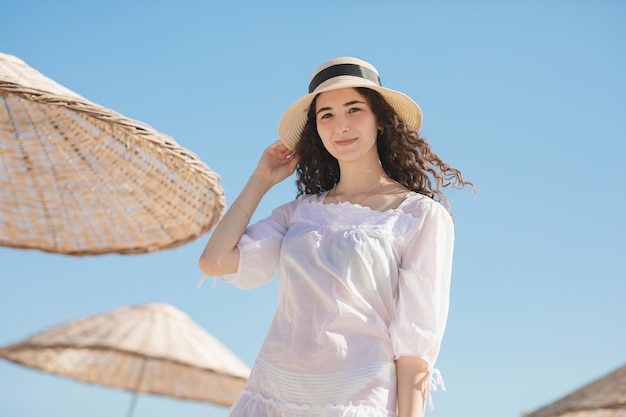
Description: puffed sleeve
389,199,454,369
221,199,297,289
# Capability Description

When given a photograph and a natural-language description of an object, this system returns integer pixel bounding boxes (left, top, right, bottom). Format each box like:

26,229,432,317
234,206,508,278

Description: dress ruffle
228,389,397,417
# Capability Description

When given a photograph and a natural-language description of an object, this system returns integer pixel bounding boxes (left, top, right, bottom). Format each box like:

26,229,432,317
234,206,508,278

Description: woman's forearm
396,356,430,417
198,173,273,276
199,141,298,276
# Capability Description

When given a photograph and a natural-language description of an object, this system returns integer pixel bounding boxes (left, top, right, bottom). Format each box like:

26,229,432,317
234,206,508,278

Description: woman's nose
334,115,350,133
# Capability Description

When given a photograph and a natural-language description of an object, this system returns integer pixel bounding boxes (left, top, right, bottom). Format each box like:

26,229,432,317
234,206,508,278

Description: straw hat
278,57,423,150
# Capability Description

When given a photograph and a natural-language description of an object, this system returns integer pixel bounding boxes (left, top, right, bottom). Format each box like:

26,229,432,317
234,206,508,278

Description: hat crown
308,57,381,94
310,57,379,81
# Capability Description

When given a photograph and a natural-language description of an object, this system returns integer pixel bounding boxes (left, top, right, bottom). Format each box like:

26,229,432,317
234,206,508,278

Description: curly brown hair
294,87,474,210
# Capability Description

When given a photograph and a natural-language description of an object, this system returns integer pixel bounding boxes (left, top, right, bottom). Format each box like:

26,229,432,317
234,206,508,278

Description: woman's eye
319,113,332,120
349,107,362,113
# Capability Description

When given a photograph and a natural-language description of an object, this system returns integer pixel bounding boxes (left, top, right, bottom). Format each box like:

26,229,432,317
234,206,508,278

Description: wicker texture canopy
0,303,250,408
0,52,225,255
524,364,626,417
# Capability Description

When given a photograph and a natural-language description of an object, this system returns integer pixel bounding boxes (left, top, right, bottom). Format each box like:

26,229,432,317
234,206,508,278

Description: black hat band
308,63,381,94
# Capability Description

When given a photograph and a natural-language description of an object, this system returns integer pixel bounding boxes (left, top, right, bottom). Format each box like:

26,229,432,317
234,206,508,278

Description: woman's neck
334,160,391,196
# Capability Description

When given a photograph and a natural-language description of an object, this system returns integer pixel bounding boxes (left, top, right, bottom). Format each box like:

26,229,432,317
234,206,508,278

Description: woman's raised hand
254,141,300,186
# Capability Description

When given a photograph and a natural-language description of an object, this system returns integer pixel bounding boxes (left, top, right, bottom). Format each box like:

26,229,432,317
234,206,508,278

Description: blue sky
1,1,625,416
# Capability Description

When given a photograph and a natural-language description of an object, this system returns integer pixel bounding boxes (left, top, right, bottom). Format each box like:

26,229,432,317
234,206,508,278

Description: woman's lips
335,138,357,146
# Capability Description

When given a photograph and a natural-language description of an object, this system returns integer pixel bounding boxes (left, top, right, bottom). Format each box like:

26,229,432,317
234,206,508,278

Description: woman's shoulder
398,193,453,224
271,193,322,216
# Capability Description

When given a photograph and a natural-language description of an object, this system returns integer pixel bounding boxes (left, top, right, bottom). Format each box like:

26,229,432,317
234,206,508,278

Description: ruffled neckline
314,190,423,214
293,192,428,229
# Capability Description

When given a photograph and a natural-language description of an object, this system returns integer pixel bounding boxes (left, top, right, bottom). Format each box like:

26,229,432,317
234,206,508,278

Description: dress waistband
251,359,395,405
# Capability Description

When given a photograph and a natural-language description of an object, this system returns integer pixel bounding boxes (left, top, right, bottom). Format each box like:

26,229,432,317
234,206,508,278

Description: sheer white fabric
222,192,454,417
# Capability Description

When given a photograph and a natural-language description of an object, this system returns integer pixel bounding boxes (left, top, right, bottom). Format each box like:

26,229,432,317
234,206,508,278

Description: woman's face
314,88,379,164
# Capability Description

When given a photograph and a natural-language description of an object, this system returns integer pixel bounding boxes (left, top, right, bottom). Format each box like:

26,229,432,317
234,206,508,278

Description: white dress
223,192,454,417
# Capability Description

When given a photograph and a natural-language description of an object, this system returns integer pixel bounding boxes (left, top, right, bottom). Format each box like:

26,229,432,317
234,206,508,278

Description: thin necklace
331,180,386,206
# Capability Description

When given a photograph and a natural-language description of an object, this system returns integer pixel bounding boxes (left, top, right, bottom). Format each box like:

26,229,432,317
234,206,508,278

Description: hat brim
278,80,422,151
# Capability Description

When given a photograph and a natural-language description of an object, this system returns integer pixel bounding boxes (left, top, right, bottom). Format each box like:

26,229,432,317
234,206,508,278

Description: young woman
199,57,473,417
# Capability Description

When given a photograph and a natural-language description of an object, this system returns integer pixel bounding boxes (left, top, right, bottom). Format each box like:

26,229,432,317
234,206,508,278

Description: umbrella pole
126,358,147,417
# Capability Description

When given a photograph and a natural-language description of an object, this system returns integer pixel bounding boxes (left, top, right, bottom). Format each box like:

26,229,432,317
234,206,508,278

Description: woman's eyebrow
343,100,366,107
316,100,366,115
316,106,332,115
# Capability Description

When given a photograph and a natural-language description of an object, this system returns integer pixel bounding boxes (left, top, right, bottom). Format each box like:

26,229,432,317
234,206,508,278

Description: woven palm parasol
524,363,626,417
0,52,225,255
0,303,250,416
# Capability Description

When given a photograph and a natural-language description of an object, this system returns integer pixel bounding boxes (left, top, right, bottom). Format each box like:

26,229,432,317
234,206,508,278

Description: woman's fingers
265,141,298,165
254,141,299,185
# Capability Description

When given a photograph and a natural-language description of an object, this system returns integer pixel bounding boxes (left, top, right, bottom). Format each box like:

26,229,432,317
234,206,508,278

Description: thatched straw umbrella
0,52,225,255
524,363,626,417
0,303,249,416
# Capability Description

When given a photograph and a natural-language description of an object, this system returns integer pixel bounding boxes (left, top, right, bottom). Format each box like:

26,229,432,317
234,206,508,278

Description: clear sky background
1,1,624,417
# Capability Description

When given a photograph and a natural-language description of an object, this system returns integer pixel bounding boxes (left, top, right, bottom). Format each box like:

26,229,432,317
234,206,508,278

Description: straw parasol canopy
0,303,249,415
0,52,225,255
524,363,626,417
